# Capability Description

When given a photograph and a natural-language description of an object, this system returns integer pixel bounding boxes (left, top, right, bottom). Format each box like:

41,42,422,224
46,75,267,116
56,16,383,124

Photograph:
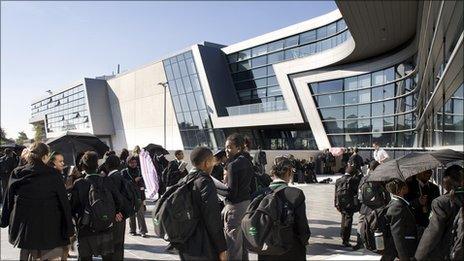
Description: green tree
34,123,45,142
15,131,29,145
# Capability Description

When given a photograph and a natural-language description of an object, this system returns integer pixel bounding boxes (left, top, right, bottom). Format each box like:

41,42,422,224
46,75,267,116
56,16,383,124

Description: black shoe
342,242,352,247
141,233,148,238
165,245,178,254
129,232,137,236
352,243,363,250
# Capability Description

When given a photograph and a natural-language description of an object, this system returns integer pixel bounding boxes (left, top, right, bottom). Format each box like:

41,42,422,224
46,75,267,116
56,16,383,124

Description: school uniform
122,167,148,235
382,195,418,261
258,180,310,261
334,173,359,244
163,159,188,187
415,192,463,260
178,168,227,260
405,177,440,228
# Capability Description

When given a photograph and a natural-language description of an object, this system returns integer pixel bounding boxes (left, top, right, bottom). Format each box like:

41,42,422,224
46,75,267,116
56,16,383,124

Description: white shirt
108,169,118,177
373,148,389,163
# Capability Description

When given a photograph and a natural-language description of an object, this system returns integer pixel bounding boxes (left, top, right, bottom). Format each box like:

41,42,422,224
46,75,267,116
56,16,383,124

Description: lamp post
158,82,168,148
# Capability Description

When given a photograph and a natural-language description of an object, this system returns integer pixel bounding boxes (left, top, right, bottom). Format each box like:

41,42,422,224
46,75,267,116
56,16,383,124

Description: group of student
334,147,464,261
0,142,152,260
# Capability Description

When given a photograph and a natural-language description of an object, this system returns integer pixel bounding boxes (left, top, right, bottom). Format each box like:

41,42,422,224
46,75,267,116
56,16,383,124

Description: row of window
167,74,202,96
32,85,84,109
47,122,90,133
32,91,86,115
230,30,350,74
172,91,207,114
227,19,347,64
180,129,219,150
328,132,416,148
47,105,88,122
323,113,417,134
164,57,198,81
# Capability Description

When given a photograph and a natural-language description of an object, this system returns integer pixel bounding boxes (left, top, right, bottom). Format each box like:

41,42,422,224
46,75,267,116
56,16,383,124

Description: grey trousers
129,206,148,234
223,200,250,261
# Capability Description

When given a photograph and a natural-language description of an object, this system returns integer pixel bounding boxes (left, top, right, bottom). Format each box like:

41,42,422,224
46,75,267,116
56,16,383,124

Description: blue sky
1,1,337,139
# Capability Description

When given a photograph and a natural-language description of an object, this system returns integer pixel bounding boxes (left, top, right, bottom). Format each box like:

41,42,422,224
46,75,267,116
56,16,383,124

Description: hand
135,177,142,182
219,251,227,261
115,212,124,222
419,195,427,206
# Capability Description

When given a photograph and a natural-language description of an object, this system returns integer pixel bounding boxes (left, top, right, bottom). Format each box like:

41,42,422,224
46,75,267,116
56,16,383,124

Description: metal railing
226,100,287,116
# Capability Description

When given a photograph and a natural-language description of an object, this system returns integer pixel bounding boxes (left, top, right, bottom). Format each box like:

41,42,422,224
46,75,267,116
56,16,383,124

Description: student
211,149,226,181
405,169,440,228
178,146,227,261
122,155,148,237
105,155,131,261
47,151,67,180
382,179,418,261
348,147,364,173
334,165,360,247
415,165,463,260
223,133,253,260
0,148,18,199
162,150,188,188
258,156,311,260
253,146,267,175
118,149,129,171
372,142,389,164
70,151,125,261
0,142,74,260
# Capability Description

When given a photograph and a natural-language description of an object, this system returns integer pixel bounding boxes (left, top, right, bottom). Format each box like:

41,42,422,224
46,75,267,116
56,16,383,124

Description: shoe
352,243,363,250
141,233,148,238
342,242,352,247
165,245,179,254
129,232,137,236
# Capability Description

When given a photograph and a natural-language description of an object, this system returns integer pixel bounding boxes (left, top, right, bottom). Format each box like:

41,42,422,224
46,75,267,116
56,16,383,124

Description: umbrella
0,143,26,155
367,149,464,182
46,131,109,166
143,143,169,156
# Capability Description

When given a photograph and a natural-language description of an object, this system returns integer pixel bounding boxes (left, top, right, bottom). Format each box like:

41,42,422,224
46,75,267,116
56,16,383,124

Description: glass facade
163,51,221,150
227,19,350,108
433,83,464,146
309,57,419,148
31,84,90,133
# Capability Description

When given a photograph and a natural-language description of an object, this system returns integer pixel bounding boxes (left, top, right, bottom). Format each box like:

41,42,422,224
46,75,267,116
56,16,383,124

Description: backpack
360,178,390,209
152,173,199,244
0,156,7,175
360,206,390,253
121,169,143,215
241,185,295,255
336,176,355,211
450,207,463,260
84,177,116,232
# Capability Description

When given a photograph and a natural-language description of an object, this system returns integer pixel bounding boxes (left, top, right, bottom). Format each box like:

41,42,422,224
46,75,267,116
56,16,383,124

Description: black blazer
163,160,188,187
0,163,74,250
225,153,253,204
179,170,227,259
383,196,418,260
258,182,311,260
405,177,440,227
415,193,463,260
107,170,131,218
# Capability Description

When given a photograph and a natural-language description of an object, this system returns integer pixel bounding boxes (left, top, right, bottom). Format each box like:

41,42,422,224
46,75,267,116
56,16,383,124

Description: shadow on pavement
124,243,167,254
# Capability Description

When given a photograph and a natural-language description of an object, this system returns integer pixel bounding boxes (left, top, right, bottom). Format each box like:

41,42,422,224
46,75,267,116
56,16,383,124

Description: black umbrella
0,143,26,155
367,149,464,182
143,143,169,156
46,131,109,166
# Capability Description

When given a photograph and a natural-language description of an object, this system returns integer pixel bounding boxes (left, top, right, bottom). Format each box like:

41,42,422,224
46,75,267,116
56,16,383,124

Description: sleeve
54,175,74,237
226,161,242,200
389,204,416,259
69,181,81,219
414,198,450,260
198,178,227,254
107,179,125,214
334,180,339,208
0,172,14,227
294,192,311,245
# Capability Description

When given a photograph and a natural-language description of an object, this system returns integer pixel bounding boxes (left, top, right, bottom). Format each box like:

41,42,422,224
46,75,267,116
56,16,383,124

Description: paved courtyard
1,182,380,260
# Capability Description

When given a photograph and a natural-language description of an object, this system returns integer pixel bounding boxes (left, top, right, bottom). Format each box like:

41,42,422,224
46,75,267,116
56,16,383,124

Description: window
358,89,371,103
384,84,395,99
337,19,347,32
237,60,251,71
317,79,343,93
252,45,267,57
237,49,251,61
182,77,193,93
186,93,197,110
317,93,343,107
327,22,337,36
345,76,358,90
372,87,383,101
358,104,370,118
268,40,284,52
268,51,284,64
345,106,357,119
267,76,278,86
284,36,299,48
194,92,206,110
358,74,371,88
345,91,358,104
284,48,299,60
372,71,385,86
320,108,343,120
317,26,327,39
185,58,197,75
171,63,181,78
300,30,316,44
252,67,267,78
324,121,344,133
178,60,189,77
251,56,267,68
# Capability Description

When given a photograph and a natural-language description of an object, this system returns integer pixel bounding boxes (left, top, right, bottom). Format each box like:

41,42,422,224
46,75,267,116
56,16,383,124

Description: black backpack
152,173,199,244
360,206,390,253
241,186,295,255
336,176,356,211
84,177,116,232
360,178,390,209
120,170,142,217
450,207,463,260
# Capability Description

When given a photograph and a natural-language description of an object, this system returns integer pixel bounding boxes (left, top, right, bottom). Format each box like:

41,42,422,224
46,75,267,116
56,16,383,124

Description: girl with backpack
257,156,311,260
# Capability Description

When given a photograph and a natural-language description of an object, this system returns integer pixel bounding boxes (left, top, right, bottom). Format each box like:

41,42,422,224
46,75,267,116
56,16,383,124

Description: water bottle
374,231,385,251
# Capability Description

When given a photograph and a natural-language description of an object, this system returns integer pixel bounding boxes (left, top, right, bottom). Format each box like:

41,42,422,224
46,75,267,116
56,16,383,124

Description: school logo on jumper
248,227,258,236
153,218,160,226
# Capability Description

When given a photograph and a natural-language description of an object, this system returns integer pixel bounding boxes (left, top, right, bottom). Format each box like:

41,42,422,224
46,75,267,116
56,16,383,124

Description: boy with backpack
153,147,227,260
382,179,418,261
415,165,463,261
241,156,310,260
70,151,125,261
334,165,361,247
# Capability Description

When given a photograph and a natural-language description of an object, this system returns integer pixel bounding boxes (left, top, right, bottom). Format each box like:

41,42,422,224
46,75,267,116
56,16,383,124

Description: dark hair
27,142,50,165
226,133,245,150
345,164,355,175
81,151,99,173
271,156,293,179
244,136,252,149
369,160,380,171
386,179,406,195
4,148,12,155
190,147,213,167
47,151,64,168
75,151,85,171
443,165,463,189
105,155,120,171
372,142,380,146
126,154,138,163
353,147,359,153
174,150,183,157
119,149,129,163
105,150,116,157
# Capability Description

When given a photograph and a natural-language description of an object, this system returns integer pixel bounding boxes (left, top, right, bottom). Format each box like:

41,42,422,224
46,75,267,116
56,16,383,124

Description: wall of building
85,78,115,136
106,61,183,152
